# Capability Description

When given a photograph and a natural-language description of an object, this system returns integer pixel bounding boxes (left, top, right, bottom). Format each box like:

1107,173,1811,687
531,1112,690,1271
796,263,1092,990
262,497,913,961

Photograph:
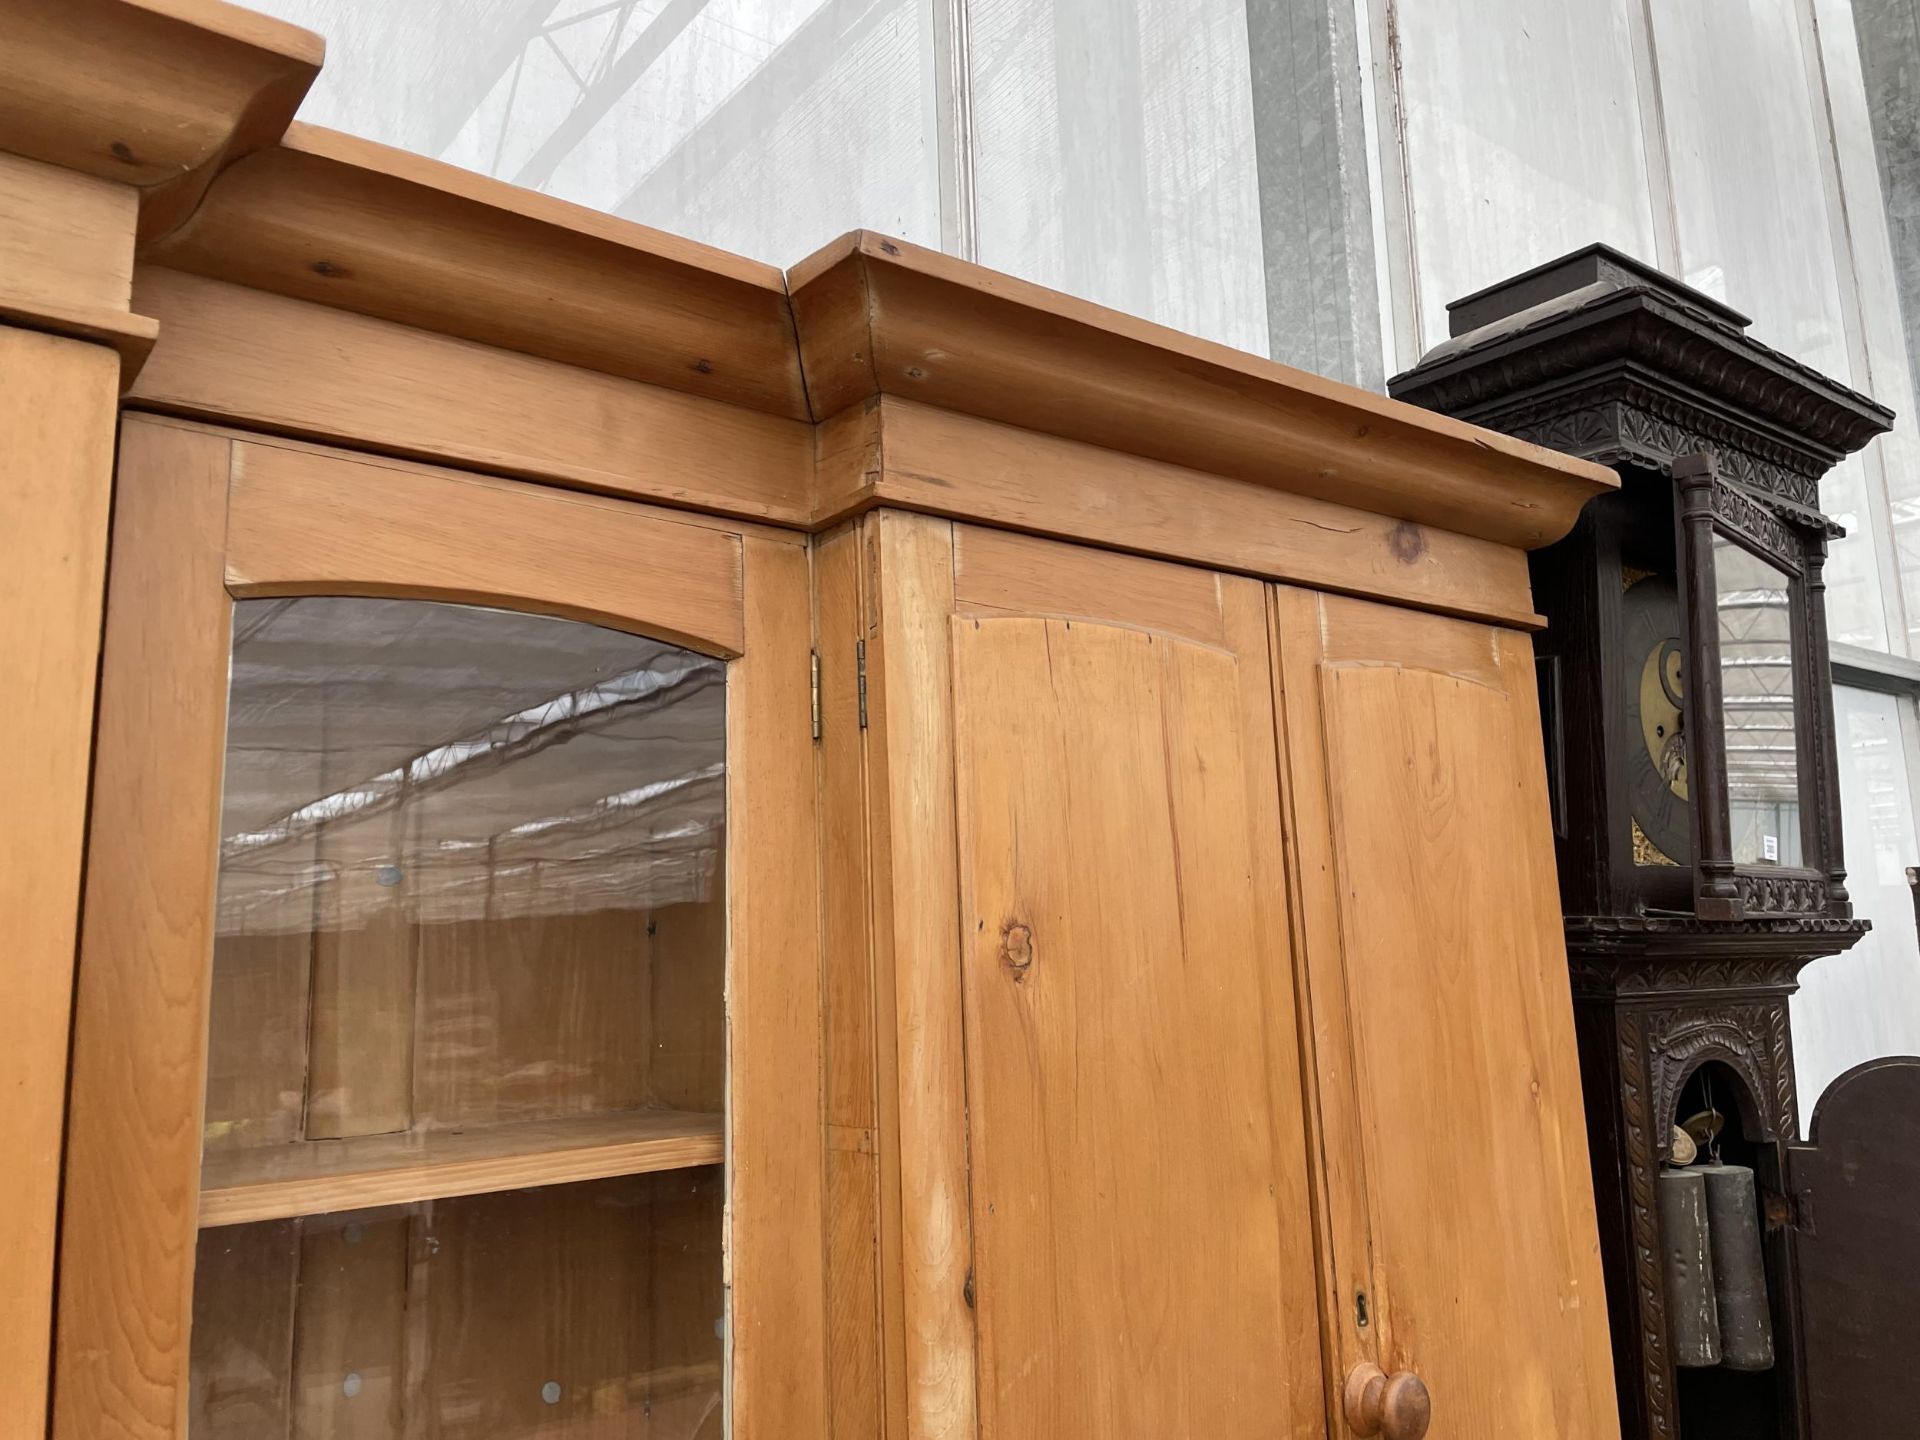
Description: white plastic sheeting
1795,687,1920,1122
1650,0,1895,652
254,0,942,266
1386,0,1661,364
967,0,1268,352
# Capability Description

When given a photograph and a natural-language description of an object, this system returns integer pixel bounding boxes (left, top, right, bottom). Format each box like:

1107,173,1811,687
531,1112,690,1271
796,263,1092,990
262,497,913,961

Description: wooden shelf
199,1108,723,1228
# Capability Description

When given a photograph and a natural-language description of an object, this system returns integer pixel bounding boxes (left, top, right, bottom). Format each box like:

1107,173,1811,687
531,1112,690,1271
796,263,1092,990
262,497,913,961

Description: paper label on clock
1763,834,1779,862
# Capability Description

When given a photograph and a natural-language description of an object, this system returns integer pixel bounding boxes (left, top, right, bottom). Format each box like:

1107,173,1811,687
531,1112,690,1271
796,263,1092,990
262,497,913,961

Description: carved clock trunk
1391,246,1893,1440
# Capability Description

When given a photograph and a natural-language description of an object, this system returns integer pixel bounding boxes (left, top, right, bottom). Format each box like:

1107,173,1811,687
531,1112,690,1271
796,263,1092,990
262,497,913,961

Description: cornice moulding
0,0,321,239
788,230,1615,549
145,125,811,420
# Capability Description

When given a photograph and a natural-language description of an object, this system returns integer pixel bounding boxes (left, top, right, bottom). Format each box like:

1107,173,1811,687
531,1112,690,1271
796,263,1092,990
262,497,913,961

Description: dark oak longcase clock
1392,245,1893,1440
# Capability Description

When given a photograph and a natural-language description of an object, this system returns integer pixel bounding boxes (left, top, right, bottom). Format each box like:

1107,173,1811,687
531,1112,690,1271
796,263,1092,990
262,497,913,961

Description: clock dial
1639,638,1687,798
1622,575,1690,864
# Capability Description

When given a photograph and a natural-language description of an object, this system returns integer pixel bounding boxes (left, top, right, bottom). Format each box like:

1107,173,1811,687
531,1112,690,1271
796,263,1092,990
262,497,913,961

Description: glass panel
1714,538,1802,866
192,1170,723,1438
190,596,726,1438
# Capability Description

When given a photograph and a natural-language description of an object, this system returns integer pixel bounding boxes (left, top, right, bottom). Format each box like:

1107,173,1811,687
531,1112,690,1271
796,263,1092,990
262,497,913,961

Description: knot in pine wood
1388,520,1427,564
1000,920,1034,980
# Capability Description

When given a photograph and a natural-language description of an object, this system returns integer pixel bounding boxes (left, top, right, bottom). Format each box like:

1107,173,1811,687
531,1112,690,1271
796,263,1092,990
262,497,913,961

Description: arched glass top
217,595,725,935
192,596,728,1439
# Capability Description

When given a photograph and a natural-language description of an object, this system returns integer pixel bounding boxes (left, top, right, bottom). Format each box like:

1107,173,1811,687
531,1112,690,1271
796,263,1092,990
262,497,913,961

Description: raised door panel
946,527,1322,1438
1273,588,1618,1438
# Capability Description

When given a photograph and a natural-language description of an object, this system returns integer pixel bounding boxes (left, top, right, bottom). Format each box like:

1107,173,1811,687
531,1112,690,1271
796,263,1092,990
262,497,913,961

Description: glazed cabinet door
1271,588,1619,1438
55,418,824,1440
846,515,1324,1440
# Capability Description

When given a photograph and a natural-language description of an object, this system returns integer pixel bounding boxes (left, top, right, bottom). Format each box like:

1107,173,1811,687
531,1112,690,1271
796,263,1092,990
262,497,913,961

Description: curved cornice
0,0,321,239
145,125,811,419
788,231,1615,549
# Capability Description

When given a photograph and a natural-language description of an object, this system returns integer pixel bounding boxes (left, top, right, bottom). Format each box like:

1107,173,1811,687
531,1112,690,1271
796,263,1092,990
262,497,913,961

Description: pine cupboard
2,4,1620,1438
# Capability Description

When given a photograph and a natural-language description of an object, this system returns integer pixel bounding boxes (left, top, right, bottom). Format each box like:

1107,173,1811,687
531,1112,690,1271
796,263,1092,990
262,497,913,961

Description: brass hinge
856,639,868,729
810,650,822,741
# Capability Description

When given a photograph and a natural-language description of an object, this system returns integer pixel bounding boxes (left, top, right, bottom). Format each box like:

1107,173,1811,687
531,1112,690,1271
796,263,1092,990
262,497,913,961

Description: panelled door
865,515,1327,1439
1271,587,1620,1438
54,417,825,1440
859,515,1619,1440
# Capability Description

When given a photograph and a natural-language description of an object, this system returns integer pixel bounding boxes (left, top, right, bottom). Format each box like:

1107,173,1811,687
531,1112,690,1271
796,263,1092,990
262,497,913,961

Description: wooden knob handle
1344,1361,1432,1439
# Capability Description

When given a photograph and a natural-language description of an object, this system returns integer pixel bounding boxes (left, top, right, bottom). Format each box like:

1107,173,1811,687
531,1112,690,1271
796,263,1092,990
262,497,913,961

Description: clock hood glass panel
1713,538,1803,867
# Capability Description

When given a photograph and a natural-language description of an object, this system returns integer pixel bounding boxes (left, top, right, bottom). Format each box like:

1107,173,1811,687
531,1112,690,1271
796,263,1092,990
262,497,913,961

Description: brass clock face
1623,575,1690,864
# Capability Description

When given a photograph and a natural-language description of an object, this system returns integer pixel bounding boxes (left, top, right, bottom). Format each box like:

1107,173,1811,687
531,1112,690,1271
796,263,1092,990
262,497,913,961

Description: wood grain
0,327,119,1438
1274,588,1619,1438
1268,587,1374,1433
199,1109,724,1228
863,512,979,1440
826,1141,885,1440
0,152,136,315
0,0,319,236
789,231,1615,548
0,290,158,378
949,596,1319,1436
131,268,815,526
851,397,1544,629
1311,588,1511,683
727,533,829,1439
813,523,885,1440
224,435,748,656
55,419,236,1440
149,124,809,418
953,522,1229,647
941,542,1325,1435
816,526,879,1133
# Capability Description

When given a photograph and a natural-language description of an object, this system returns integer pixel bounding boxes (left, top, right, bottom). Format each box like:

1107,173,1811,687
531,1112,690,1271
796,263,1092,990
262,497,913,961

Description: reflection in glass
1714,538,1802,866
190,597,726,1438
